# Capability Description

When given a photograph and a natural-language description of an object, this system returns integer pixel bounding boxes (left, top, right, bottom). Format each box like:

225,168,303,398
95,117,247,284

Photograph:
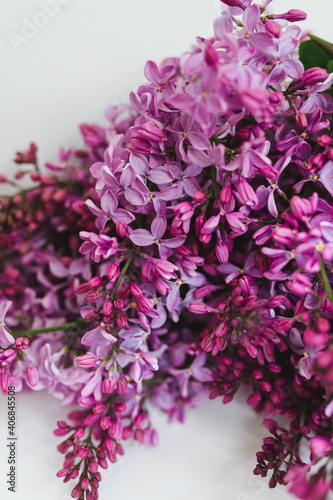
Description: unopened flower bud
142,260,155,281
317,134,331,147
88,277,102,288
75,354,99,368
219,185,233,204
274,9,307,22
26,366,39,386
15,337,29,350
102,375,116,394
302,67,329,86
105,262,120,281
265,20,281,38
116,220,129,237
295,111,308,129
93,403,106,414
103,301,113,315
115,402,127,412
74,427,85,439
193,191,206,203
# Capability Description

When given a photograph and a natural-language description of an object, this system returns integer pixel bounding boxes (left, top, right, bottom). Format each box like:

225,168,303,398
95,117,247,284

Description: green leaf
299,39,331,71
308,34,333,59
327,60,333,73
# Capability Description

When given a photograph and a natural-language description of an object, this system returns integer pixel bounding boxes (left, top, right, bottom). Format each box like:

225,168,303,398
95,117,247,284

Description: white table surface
1,1,332,498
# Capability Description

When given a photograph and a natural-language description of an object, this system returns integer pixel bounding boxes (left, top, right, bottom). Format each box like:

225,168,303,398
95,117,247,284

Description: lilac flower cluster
2,0,333,498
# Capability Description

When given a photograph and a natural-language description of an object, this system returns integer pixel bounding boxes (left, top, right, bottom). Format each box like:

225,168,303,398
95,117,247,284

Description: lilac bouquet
2,0,333,498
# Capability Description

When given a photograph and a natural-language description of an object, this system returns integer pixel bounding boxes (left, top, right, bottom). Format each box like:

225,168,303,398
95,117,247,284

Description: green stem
320,258,333,304
113,250,135,295
12,319,89,338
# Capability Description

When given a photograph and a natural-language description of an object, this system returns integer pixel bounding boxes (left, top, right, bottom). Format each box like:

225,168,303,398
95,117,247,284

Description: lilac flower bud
116,220,129,237
57,420,69,429
100,416,111,430
142,260,155,281
130,284,143,297
115,402,127,412
195,212,205,236
105,263,120,281
103,301,113,316
83,413,100,426
115,298,124,309
220,0,243,6
152,277,170,295
56,468,68,478
239,276,250,293
247,390,261,406
215,322,227,337
267,295,285,308
235,178,258,206
71,487,81,498
274,9,307,22
102,375,116,394
1,349,17,365
82,308,96,321
195,285,217,299
75,282,90,294
81,477,89,490
137,296,153,313
189,302,218,314
216,241,229,263
88,460,99,473
15,336,29,350
84,291,99,303
302,67,329,86
295,112,308,129
122,426,133,440
193,191,206,203
263,419,278,433
75,354,99,368
116,313,128,329
328,148,333,161
290,192,318,220
261,381,272,392
74,427,85,439
116,443,124,455
88,277,102,288
265,20,281,38
317,134,331,147
134,413,146,428
93,403,106,414
199,233,212,244
117,375,128,395
219,185,233,204
153,259,178,280
237,126,251,139
104,438,115,456
26,366,39,386
78,447,89,458
308,152,325,170
201,334,214,352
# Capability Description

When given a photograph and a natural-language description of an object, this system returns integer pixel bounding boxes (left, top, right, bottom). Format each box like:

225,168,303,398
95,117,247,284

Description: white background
1,1,333,499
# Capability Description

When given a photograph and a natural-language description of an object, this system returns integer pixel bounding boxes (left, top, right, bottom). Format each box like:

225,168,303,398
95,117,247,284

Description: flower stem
320,258,333,304
113,250,135,295
12,319,88,338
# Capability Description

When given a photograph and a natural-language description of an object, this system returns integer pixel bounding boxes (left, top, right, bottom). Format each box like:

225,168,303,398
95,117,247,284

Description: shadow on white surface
0,390,294,500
